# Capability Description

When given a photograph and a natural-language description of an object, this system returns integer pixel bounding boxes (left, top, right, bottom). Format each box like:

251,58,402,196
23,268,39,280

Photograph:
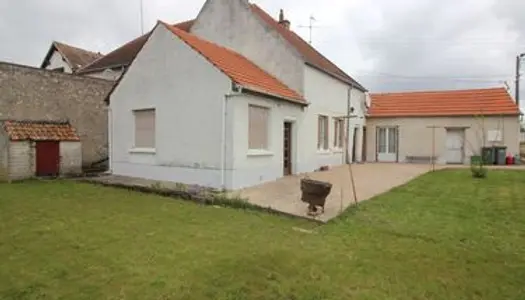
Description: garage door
445,129,464,164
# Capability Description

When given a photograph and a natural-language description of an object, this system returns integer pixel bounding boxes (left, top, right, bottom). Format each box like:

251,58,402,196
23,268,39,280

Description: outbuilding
366,88,521,164
0,120,82,181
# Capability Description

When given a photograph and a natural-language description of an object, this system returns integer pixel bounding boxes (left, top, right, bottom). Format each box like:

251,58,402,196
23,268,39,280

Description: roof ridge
371,87,507,96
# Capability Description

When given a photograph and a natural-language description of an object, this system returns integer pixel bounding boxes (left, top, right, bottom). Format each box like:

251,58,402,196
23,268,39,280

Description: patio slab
236,163,434,222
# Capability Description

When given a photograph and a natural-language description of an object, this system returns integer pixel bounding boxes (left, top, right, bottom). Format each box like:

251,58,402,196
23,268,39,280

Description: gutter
241,85,308,107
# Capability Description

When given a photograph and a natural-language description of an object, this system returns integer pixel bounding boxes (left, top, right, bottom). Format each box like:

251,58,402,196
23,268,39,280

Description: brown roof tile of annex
368,87,520,118
78,20,194,74
3,120,80,141
162,23,305,104
250,4,366,91
42,42,103,71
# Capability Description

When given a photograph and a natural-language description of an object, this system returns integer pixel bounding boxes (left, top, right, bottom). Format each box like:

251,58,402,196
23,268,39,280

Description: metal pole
140,0,144,34
427,126,439,172
431,127,435,172
516,54,521,107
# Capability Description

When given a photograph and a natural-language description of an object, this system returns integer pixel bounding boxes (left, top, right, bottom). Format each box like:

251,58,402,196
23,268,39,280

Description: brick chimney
278,9,290,29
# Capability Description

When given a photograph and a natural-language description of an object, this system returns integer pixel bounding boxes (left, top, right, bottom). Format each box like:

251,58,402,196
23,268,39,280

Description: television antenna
298,15,320,44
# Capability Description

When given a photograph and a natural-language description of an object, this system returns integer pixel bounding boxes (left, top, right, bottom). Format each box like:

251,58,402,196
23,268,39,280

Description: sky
1,0,524,107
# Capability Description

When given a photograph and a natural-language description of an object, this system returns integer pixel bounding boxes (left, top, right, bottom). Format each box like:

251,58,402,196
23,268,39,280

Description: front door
283,122,293,175
377,127,398,162
352,127,358,162
446,129,464,164
36,141,60,177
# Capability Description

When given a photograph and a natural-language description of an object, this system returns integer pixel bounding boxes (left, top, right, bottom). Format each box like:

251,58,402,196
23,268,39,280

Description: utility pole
516,53,525,107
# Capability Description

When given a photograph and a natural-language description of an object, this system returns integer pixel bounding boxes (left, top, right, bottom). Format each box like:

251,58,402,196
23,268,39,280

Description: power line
355,71,512,83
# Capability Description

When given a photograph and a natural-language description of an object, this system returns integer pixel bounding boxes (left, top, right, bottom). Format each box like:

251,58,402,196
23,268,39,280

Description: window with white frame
333,118,345,149
318,115,329,150
133,109,156,149
248,105,269,150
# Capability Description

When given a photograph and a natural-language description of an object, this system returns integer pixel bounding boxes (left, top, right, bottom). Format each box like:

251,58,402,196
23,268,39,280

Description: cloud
1,0,524,107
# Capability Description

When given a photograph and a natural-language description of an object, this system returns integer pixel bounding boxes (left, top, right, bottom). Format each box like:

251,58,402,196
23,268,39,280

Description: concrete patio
236,163,434,222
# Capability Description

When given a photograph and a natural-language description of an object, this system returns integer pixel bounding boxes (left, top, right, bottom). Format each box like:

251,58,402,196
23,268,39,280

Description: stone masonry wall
0,62,114,167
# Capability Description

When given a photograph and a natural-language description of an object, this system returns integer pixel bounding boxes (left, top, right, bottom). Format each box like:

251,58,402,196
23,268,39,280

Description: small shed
0,120,82,181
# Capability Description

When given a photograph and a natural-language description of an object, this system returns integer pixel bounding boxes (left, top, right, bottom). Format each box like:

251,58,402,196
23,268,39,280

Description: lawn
1,170,525,300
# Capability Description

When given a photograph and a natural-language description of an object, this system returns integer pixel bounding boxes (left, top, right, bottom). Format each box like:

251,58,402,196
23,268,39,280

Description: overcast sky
1,0,524,106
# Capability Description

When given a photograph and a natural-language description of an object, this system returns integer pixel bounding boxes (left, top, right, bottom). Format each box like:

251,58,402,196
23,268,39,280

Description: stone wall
0,61,114,167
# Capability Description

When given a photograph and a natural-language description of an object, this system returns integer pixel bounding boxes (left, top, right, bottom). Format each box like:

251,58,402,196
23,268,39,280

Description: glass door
377,127,398,162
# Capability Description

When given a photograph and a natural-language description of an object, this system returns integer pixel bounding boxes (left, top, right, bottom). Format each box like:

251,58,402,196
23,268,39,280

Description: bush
470,163,487,179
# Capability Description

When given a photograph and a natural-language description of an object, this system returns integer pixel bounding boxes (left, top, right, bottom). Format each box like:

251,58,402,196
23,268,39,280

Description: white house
108,1,367,190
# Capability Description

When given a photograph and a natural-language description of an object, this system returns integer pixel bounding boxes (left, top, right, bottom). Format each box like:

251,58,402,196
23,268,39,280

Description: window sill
247,149,274,157
129,148,156,154
332,148,344,153
317,149,332,155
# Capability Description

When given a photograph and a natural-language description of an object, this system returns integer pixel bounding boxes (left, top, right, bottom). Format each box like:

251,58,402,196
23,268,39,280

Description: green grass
1,170,525,299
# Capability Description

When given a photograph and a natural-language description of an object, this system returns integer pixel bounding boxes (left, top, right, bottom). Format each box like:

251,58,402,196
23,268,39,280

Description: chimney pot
278,9,291,29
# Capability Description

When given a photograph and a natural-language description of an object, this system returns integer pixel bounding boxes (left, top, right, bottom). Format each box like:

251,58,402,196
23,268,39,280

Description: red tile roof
250,4,365,91
368,87,520,117
163,22,305,104
3,120,80,141
78,20,194,74
41,42,103,71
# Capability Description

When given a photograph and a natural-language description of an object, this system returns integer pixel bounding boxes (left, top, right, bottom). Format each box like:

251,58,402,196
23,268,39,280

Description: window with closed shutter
318,115,329,150
133,109,155,148
333,118,344,149
248,105,269,150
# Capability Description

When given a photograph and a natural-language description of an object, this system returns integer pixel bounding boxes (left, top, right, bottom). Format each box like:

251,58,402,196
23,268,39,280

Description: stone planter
300,178,332,214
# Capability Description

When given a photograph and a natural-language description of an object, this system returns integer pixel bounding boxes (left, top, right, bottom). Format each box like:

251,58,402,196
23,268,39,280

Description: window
333,118,345,149
317,115,329,150
377,127,398,154
248,105,269,150
133,109,155,149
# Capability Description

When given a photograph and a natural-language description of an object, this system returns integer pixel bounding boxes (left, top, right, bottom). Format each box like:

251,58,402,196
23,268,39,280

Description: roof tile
163,23,305,104
45,42,103,71
3,120,80,141
368,88,520,117
78,20,194,74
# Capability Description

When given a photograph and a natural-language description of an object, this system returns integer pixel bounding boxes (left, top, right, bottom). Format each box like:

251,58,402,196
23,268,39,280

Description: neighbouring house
366,87,521,164
108,8,367,190
0,62,114,168
0,120,81,181
40,41,103,74
76,20,194,80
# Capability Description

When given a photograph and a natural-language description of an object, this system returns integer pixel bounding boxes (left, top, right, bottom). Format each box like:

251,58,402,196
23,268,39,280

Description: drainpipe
221,84,243,190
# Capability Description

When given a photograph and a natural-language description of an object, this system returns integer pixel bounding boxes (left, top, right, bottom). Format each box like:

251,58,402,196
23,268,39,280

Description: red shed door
36,141,60,177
